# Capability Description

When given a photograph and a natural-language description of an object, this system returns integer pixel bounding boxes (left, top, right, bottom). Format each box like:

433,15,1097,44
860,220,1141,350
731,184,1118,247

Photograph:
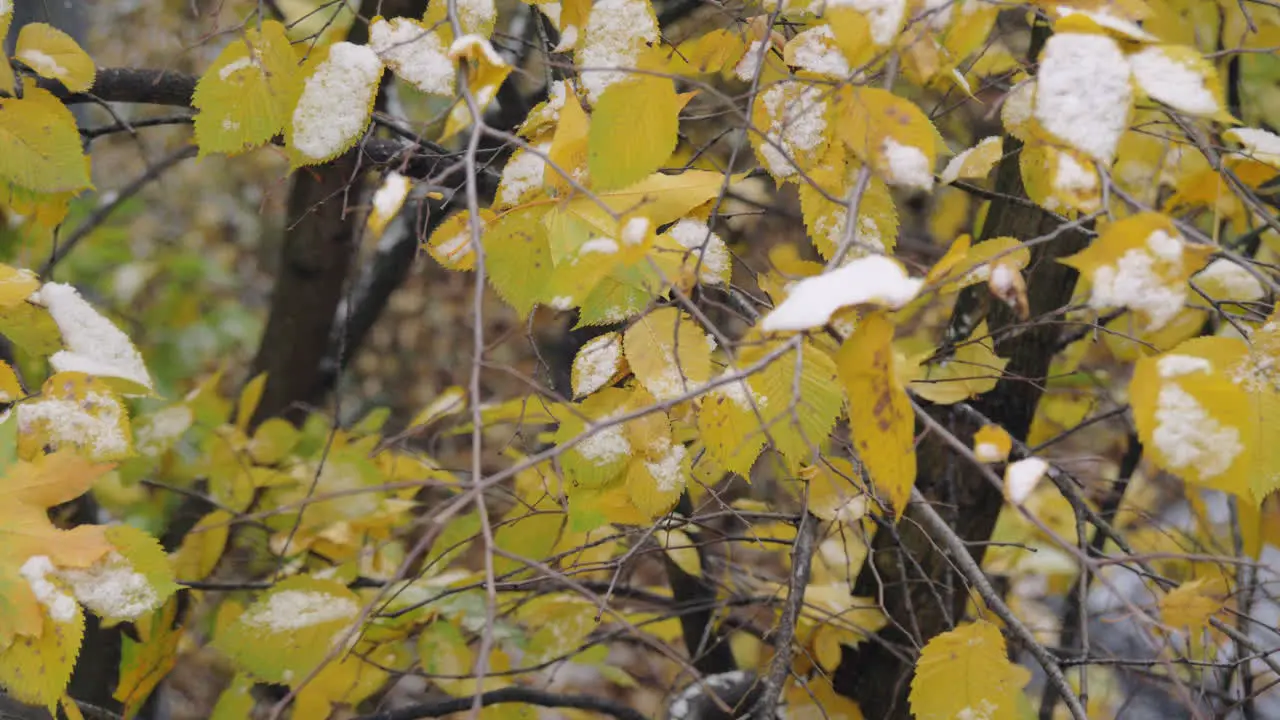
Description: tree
0,0,1278,718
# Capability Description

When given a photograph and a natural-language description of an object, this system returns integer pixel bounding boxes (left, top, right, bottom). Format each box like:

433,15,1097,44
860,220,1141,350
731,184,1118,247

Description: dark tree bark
832,22,1093,717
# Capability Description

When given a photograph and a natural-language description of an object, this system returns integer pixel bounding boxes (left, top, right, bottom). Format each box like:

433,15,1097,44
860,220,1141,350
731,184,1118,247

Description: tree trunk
835,124,1091,716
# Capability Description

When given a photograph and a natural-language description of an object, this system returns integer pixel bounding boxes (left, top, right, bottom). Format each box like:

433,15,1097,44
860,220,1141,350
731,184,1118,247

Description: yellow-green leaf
0,87,92,194
14,23,96,93
193,20,301,157
624,307,712,402
588,75,680,191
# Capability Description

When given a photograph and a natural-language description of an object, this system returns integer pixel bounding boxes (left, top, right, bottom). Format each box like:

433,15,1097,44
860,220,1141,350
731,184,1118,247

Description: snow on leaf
785,24,850,77
1034,32,1131,162
753,80,833,180
1004,457,1048,504
628,435,688,517
58,524,176,623
1060,212,1213,332
31,282,153,393
1051,6,1158,42
572,331,623,398
369,17,453,97
587,74,681,191
666,218,732,285
1130,337,1256,500
940,135,1002,184
1194,258,1265,302
836,312,916,517
909,620,1031,720
827,0,907,45
624,307,712,401
1130,44,1224,118
441,35,512,142
192,20,300,158
973,424,1012,463
1224,127,1280,168
760,255,923,333
577,0,658,102
287,42,383,166
426,209,491,271
18,373,134,462
838,87,939,191
214,575,362,685
14,23,95,93
799,151,899,261
495,142,550,209
556,388,633,488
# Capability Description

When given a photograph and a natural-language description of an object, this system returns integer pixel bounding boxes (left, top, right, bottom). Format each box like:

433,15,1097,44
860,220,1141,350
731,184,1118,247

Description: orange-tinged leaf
973,424,1012,463
909,619,1031,720
14,23,96,93
837,312,916,517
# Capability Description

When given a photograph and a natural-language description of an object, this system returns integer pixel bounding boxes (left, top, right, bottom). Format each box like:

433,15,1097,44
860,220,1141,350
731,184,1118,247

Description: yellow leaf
114,598,181,719
564,169,731,232
655,528,701,576
743,337,843,469
909,322,1009,404
697,368,769,477
838,87,939,191
939,135,1002,184
441,36,512,142
927,235,1030,294
0,607,84,711
588,75,681,191
192,20,301,157
1159,577,1230,630
0,265,39,307
836,312,916,517
785,674,865,719
973,424,1013,463
909,619,1031,720
1060,212,1214,332
407,386,467,430
14,23,96,93
285,42,383,167
545,83,590,196
1129,337,1257,500
624,307,712,402
668,27,748,76
802,458,869,522
172,511,232,582
798,148,899,261
0,87,92,194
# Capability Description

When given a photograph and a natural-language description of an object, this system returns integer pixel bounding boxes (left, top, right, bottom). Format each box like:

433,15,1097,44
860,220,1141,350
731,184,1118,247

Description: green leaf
484,206,554,317
588,75,681,191
213,575,362,685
